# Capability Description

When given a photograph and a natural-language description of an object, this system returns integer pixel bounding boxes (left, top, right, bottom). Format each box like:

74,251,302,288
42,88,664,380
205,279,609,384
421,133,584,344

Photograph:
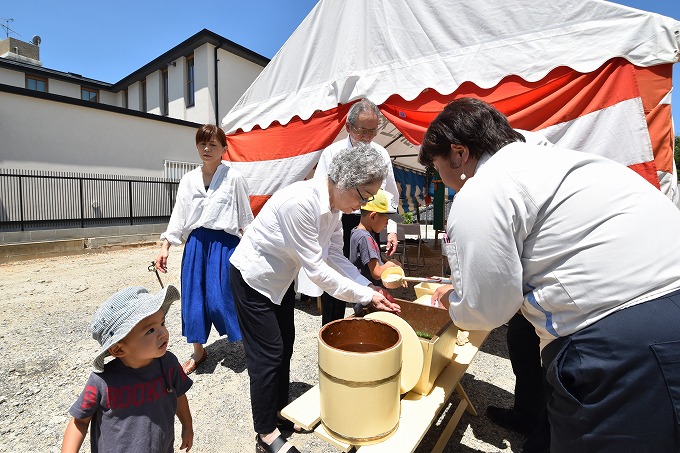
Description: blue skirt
180,227,242,344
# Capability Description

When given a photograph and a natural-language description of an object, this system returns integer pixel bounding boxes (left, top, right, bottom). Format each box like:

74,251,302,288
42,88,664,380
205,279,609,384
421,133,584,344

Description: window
26,75,48,92
81,87,98,102
186,56,195,107
123,89,128,109
162,68,169,116
141,80,147,112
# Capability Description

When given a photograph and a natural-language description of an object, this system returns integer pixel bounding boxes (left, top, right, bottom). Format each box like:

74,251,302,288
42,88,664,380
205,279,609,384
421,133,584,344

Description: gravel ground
0,242,525,452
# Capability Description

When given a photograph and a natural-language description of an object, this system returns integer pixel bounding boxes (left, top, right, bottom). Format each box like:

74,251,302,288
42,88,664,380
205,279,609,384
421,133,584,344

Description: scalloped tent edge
221,0,680,215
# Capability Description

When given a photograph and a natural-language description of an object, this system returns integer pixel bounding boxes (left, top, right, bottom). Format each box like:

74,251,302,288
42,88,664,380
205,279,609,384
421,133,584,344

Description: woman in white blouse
155,124,253,375
229,143,401,453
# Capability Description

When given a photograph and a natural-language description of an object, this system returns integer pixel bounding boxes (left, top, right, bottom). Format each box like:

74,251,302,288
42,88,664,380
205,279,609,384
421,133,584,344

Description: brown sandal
182,349,208,375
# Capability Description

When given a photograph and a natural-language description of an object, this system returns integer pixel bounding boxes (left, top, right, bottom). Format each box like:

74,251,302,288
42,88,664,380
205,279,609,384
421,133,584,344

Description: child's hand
385,232,398,256
180,425,194,451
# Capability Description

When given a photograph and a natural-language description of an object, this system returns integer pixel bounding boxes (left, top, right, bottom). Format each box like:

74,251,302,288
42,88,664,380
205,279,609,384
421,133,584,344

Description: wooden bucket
318,318,402,445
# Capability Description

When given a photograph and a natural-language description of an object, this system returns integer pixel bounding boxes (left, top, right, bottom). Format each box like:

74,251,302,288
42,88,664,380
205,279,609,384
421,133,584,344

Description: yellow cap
361,189,397,215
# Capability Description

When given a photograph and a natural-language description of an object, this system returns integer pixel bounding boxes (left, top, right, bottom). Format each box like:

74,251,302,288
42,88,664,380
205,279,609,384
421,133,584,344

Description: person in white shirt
229,143,401,453
155,124,253,375
313,98,401,325
421,98,680,452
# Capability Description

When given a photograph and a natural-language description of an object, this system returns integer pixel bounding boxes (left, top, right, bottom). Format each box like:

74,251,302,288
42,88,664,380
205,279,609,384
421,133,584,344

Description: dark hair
195,124,227,147
418,98,524,167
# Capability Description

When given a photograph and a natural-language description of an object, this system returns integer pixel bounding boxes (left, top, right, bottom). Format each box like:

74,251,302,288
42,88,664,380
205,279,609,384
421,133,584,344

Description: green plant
415,330,433,340
675,135,680,171
401,211,415,224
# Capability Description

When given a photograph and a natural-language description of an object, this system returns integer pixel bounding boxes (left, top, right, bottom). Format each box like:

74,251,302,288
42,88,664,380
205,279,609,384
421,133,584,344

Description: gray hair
327,142,388,190
347,98,380,126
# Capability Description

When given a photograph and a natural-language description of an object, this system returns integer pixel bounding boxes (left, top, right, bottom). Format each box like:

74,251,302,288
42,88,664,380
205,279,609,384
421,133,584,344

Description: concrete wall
0,90,199,177
0,223,166,261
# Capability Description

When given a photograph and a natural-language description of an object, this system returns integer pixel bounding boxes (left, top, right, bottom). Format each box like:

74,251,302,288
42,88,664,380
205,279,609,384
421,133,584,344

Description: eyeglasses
350,124,378,136
356,188,375,205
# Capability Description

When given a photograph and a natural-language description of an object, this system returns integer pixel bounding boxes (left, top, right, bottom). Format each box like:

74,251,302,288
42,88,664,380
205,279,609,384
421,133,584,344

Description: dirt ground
0,241,524,452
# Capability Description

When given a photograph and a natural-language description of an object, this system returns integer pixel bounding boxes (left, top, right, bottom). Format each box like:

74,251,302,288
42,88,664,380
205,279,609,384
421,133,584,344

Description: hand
180,426,193,451
385,232,398,256
431,284,454,310
155,241,170,274
369,286,401,313
374,286,398,304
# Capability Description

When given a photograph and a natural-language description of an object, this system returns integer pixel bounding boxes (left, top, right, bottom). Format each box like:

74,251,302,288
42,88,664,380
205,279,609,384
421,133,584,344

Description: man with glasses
311,98,401,325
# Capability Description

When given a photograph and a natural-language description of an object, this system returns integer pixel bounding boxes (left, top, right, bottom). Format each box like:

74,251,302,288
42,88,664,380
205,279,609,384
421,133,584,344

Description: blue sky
2,0,679,131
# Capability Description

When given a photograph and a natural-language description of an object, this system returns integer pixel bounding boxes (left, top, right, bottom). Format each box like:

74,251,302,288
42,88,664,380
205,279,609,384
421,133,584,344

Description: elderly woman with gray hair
229,142,401,453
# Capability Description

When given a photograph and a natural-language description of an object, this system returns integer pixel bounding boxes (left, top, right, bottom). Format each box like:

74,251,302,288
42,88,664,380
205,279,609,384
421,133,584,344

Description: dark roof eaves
110,29,270,91
0,29,269,93
0,82,202,129
0,58,112,88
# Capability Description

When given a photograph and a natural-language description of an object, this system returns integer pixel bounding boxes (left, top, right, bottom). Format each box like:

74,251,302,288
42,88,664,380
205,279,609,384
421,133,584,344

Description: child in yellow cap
349,189,404,314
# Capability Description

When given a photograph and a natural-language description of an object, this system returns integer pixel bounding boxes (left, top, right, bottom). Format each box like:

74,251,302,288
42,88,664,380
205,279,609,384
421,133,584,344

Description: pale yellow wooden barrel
318,318,402,445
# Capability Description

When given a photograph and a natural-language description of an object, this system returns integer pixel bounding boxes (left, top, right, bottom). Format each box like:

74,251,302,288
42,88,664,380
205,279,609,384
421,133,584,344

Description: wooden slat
432,396,469,453
279,384,321,431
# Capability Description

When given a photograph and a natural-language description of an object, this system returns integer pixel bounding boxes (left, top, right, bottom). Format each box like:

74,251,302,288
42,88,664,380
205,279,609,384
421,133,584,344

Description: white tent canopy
222,0,679,214
223,0,679,134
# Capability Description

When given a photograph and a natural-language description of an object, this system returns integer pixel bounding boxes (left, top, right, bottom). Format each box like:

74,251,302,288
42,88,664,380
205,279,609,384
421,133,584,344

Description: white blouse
230,177,374,305
160,163,253,245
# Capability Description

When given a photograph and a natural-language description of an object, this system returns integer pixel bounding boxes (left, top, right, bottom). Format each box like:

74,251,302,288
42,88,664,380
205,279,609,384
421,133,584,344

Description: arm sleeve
278,199,373,304
326,221,372,286
313,148,331,180
445,178,533,330
160,176,190,245
68,374,103,420
167,353,193,397
382,151,400,235
232,172,254,233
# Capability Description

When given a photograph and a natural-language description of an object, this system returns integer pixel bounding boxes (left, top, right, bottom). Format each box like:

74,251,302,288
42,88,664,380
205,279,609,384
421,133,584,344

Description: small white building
0,29,269,177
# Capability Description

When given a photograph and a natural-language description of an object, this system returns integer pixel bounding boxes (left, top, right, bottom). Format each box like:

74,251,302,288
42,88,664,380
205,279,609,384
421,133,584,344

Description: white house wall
128,82,141,111
99,90,117,106
190,44,213,125
0,90,198,177
146,72,161,116
49,78,80,98
218,49,264,125
0,67,23,85
168,56,186,119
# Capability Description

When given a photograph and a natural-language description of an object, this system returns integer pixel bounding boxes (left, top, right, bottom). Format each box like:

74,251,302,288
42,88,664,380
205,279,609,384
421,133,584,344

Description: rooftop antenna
0,18,20,39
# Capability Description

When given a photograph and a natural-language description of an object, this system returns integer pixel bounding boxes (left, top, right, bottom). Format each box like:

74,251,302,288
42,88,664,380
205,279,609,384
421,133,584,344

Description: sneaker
486,406,536,435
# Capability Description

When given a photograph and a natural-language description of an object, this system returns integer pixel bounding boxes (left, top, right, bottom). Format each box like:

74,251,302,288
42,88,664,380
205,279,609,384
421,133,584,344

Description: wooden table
281,330,490,452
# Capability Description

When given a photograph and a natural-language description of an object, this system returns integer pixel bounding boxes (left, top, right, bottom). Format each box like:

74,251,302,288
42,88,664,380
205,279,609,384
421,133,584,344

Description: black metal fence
0,169,179,232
